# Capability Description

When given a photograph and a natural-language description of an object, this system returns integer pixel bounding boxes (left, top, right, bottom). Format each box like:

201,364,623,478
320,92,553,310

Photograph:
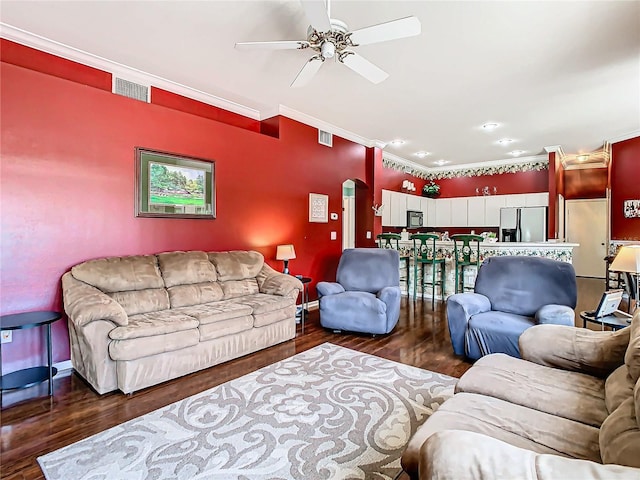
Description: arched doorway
342,179,372,250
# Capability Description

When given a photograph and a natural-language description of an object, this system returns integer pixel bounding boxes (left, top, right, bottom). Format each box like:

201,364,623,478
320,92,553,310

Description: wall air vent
318,129,333,147
113,77,150,102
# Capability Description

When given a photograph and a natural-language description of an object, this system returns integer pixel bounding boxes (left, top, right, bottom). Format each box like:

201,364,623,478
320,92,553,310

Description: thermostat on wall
330,212,338,220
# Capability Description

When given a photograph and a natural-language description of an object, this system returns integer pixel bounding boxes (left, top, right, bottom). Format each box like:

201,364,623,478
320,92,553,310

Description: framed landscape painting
135,148,216,219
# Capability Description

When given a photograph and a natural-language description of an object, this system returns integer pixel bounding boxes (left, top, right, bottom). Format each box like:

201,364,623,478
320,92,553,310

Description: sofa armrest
535,304,575,326
316,281,345,297
256,264,303,299
519,324,630,377
446,293,491,356
62,272,128,327
419,430,637,480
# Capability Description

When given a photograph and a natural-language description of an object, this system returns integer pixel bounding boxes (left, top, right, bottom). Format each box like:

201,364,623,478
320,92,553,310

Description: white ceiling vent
318,129,333,147
113,77,150,102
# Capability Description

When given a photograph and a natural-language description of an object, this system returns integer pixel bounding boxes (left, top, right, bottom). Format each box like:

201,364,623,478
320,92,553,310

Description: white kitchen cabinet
484,195,507,226
420,197,436,226
467,197,486,226
381,189,392,226
524,192,549,207
503,194,526,207
390,191,407,227
450,198,468,226
435,199,452,227
406,194,422,211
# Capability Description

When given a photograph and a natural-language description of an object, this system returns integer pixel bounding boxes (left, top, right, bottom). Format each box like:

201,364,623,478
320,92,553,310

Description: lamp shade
276,244,296,261
610,245,640,274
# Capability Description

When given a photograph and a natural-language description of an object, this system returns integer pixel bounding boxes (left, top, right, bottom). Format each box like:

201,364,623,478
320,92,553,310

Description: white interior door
566,199,607,278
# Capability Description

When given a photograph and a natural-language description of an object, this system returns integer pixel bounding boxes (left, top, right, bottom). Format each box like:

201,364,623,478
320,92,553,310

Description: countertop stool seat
451,234,484,294
377,233,410,291
411,233,446,307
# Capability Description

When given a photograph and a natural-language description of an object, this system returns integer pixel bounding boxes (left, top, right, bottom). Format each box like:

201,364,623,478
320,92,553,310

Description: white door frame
342,180,355,250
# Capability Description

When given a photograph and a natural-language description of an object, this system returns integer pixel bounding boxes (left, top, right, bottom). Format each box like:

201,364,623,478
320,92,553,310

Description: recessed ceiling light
576,154,589,162
497,138,514,145
509,150,526,156
434,159,449,166
415,151,431,158
482,123,499,131
389,139,405,146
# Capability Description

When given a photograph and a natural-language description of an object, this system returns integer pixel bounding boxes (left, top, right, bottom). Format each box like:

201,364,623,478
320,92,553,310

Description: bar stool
451,234,484,293
411,233,446,307
376,233,410,290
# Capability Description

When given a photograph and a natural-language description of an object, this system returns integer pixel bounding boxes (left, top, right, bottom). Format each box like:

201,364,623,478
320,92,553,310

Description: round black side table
0,311,61,397
295,276,312,335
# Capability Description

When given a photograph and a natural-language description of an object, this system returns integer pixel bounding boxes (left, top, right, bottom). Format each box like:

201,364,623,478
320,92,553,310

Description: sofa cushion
221,279,260,299
108,288,170,316
71,255,164,293
167,282,224,308
456,353,607,427
109,329,199,361
233,293,295,315
599,396,640,468
624,313,640,383
208,251,263,281
174,301,253,325
605,365,635,414
253,305,296,328
199,315,254,341
157,251,217,288
402,392,601,478
109,310,198,340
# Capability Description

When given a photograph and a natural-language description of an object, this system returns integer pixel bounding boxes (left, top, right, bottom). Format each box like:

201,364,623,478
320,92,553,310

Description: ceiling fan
235,0,421,87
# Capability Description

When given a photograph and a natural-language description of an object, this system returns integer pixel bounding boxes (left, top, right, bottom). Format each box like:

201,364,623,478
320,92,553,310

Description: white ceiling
1,1,639,168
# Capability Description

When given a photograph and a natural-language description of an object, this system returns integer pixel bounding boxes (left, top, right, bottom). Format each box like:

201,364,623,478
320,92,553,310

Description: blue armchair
317,248,401,335
447,255,577,359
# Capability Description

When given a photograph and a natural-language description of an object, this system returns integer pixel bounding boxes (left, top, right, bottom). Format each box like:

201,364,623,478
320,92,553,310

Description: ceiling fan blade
235,40,310,50
300,0,331,32
349,16,421,46
291,55,324,87
340,52,389,84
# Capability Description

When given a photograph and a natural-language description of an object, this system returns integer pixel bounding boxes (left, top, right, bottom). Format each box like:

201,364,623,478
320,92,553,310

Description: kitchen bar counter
391,240,577,298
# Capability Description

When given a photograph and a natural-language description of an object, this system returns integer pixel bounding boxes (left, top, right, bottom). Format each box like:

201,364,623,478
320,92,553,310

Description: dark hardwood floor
0,278,607,479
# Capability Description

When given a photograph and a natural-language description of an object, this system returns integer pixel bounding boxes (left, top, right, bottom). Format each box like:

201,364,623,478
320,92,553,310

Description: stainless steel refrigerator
499,207,547,242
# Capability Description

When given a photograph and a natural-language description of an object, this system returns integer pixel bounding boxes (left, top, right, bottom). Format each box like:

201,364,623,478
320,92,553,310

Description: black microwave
407,210,423,228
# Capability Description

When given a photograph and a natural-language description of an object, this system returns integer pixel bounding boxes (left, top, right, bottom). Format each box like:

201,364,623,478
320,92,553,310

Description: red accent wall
611,136,640,240
563,168,608,200
151,87,261,133
0,60,369,372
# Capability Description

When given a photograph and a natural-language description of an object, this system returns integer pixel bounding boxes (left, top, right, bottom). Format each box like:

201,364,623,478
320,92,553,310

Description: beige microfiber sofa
402,311,640,479
62,250,302,394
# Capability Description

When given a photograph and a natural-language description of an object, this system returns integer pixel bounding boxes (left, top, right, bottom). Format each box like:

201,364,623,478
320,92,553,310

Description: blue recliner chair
447,255,577,360
317,248,401,335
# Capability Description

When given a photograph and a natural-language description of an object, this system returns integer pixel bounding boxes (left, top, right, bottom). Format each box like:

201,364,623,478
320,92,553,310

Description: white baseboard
53,360,73,372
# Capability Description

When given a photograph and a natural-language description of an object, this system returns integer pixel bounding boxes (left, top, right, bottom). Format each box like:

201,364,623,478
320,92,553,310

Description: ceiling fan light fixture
321,41,336,59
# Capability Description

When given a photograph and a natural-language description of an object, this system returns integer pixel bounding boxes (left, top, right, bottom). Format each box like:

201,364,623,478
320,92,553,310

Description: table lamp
276,244,296,274
610,245,640,313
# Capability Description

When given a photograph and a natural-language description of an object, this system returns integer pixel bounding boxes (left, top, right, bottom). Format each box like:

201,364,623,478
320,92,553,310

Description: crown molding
606,130,640,144
277,105,386,148
0,23,262,120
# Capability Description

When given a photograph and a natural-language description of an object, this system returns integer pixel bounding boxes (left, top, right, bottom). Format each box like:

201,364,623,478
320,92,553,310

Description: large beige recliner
62,250,302,394
402,311,640,479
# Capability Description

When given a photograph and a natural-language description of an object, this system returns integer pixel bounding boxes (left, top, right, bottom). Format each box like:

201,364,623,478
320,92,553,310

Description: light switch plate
366,231,372,239
330,231,337,240
1,330,12,343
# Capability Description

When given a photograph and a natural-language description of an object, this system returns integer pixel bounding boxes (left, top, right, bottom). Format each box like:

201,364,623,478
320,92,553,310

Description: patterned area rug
38,343,456,480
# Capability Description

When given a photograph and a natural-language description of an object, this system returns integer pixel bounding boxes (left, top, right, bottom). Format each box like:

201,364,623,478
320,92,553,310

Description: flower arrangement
422,181,441,198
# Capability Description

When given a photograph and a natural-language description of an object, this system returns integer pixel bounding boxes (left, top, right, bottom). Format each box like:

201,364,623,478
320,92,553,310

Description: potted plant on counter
422,181,441,198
